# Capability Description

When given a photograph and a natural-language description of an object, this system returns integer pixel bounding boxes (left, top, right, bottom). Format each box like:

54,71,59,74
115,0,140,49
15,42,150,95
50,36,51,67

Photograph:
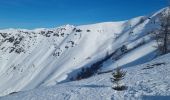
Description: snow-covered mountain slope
1,53,170,100
0,7,169,96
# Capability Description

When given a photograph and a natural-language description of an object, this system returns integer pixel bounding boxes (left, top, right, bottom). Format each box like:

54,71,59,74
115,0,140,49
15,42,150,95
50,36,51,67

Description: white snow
0,6,169,98
1,53,170,100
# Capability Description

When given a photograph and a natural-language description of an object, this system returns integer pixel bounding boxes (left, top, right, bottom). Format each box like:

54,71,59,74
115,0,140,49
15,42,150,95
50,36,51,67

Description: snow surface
0,7,169,97
1,53,170,100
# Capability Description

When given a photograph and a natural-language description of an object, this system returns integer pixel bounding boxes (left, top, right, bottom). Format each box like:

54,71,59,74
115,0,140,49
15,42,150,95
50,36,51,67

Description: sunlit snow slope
0,7,169,96
1,53,170,100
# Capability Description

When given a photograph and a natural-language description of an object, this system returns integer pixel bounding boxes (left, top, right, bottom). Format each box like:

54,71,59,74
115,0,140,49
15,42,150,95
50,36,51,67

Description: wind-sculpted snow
0,7,169,96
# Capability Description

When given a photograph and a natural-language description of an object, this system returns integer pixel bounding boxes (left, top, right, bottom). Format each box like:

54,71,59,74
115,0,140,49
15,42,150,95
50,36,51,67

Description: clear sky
0,0,167,29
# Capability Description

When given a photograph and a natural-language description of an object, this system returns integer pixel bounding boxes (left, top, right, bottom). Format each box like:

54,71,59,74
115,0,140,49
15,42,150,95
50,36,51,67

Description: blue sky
0,0,167,29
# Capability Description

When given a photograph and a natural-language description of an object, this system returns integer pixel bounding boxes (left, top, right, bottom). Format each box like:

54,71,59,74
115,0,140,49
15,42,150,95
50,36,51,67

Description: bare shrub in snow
153,7,170,55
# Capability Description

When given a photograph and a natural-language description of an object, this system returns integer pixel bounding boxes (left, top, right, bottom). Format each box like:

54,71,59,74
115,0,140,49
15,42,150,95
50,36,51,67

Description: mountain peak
0,7,168,96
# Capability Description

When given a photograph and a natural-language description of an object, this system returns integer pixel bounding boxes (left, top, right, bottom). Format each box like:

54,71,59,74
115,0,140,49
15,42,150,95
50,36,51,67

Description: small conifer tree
110,67,127,91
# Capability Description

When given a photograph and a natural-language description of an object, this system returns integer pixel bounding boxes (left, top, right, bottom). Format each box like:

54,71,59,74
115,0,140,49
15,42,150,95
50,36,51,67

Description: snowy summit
0,6,170,100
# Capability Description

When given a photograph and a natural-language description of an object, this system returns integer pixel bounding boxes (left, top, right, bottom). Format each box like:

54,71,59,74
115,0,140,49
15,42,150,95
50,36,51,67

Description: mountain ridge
0,7,169,96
